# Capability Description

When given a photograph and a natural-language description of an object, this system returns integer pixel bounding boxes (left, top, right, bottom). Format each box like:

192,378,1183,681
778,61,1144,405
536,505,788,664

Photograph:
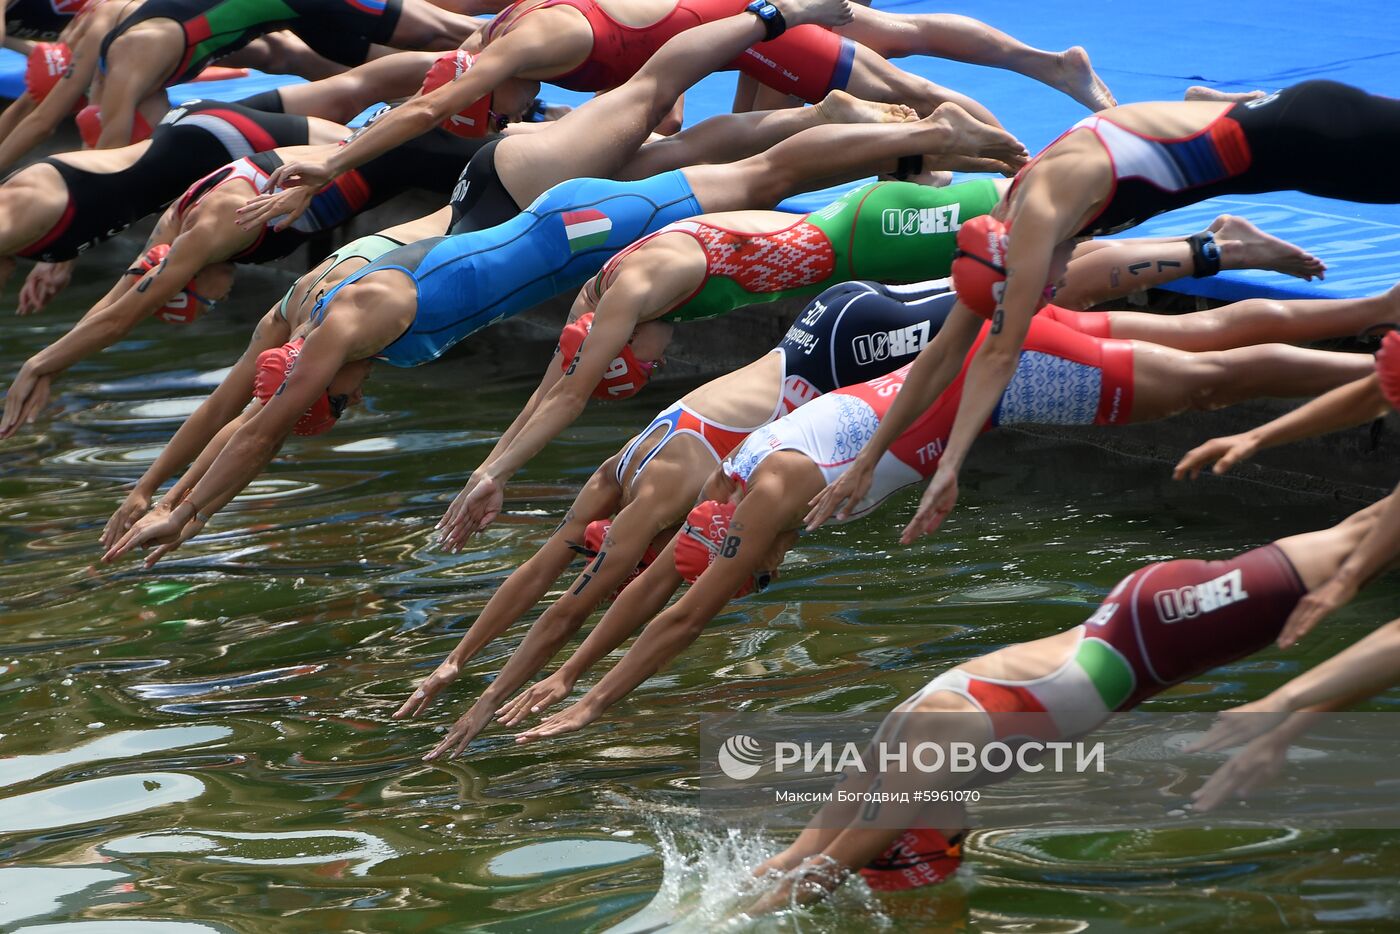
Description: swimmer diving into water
95,0,1026,561
833,80,1400,545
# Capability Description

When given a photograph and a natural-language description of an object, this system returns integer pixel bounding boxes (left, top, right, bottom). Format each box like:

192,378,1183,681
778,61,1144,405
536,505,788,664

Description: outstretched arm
441,266,690,544
0,27,102,170
805,302,982,527
1279,485,1400,647
1175,373,1389,480
516,499,788,743
0,219,226,439
1190,615,1400,811
503,534,686,720
901,203,1061,542
102,320,357,566
237,31,561,229
100,309,292,546
395,467,622,727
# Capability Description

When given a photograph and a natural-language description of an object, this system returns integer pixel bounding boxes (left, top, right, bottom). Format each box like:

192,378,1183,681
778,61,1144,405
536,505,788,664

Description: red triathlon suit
483,0,855,101
720,314,1136,520
864,541,1306,891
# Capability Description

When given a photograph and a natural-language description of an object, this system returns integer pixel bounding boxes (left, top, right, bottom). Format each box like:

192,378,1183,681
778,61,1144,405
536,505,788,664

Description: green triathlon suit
275,233,404,321
588,178,1002,322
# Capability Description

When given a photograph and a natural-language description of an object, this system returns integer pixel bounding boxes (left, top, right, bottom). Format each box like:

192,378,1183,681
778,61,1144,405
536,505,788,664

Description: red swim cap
859,829,964,891
951,215,1009,320
420,51,494,138
1376,330,1400,411
557,312,654,400
570,518,662,600
252,338,339,436
673,500,770,598
25,42,73,103
125,244,215,325
75,104,153,149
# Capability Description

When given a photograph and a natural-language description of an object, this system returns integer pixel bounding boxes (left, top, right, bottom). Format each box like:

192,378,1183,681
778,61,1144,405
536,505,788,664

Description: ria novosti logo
715,733,1106,781
717,734,766,780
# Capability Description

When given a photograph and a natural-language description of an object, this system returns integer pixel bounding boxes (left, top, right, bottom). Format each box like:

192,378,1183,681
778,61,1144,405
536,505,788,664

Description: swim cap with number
252,338,339,436
951,214,1009,319
420,51,494,138
557,312,654,400
673,500,769,598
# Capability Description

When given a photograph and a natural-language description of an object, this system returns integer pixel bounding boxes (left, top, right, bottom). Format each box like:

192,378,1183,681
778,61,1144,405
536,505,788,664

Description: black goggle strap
951,247,1006,276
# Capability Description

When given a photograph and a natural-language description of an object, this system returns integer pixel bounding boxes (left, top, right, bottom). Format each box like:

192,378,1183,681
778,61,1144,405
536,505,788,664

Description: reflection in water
0,267,1398,930
103,828,397,876
0,866,130,929
0,773,205,833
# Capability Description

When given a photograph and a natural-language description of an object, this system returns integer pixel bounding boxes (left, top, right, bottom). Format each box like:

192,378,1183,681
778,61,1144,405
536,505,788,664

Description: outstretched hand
102,505,203,567
804,459,875,530
16,261,74,316
393,658,462,720
1278,576,1357,648
421,706,493,761
1190,729,1290,812
513,701,600,745
236,180,318,233
101,489,153,548
1174,433,1260,480
1185,698,1290,754
494,672,574,727
436,475,504,552
900,467,958,544
0,365,52,440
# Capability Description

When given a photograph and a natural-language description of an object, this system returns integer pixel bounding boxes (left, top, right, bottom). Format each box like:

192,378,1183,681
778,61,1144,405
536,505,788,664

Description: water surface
2,262,1398,931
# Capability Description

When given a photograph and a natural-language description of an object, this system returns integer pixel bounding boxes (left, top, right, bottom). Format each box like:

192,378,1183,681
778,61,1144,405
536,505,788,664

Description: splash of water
613,818,892,933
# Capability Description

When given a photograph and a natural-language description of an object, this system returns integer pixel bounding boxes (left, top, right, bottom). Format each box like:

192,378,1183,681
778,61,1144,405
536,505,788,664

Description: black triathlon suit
179,126,493,265
100,0,405,85
446,137,526,235
778,279,961,393
6,0,82,40
16,99,310,262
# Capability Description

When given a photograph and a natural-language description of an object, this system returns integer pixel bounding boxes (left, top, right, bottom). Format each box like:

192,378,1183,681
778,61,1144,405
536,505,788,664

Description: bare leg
843,44,1003,126
1186,86,1267,103
1129,343,1375,421
495,0,853,204
1057,215,1325,309
94,28,182,149
386,0,481,48
841,8,1115,111
732,72,761,113
0,169,67,257
276,51,439,123
225,32,346,80
1106,285,1400,351
683,104,1027,212
617,90,914,180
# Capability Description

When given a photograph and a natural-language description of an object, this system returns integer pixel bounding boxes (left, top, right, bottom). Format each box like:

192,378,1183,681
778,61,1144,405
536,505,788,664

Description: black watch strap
746,0,787,41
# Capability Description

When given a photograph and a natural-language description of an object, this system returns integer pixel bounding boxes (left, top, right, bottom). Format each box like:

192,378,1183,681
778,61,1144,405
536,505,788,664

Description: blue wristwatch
745,0,786,40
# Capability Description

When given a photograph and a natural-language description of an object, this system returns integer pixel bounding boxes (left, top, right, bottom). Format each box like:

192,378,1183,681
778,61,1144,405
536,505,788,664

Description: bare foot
816,89,917,125
1211,214,1327,281
773,0,853,31
1185,86,1267,103
1051,46,1116,111
923,103,1029,176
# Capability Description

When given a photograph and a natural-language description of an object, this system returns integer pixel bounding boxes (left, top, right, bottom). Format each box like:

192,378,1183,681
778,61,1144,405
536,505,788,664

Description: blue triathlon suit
314,172,703,367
